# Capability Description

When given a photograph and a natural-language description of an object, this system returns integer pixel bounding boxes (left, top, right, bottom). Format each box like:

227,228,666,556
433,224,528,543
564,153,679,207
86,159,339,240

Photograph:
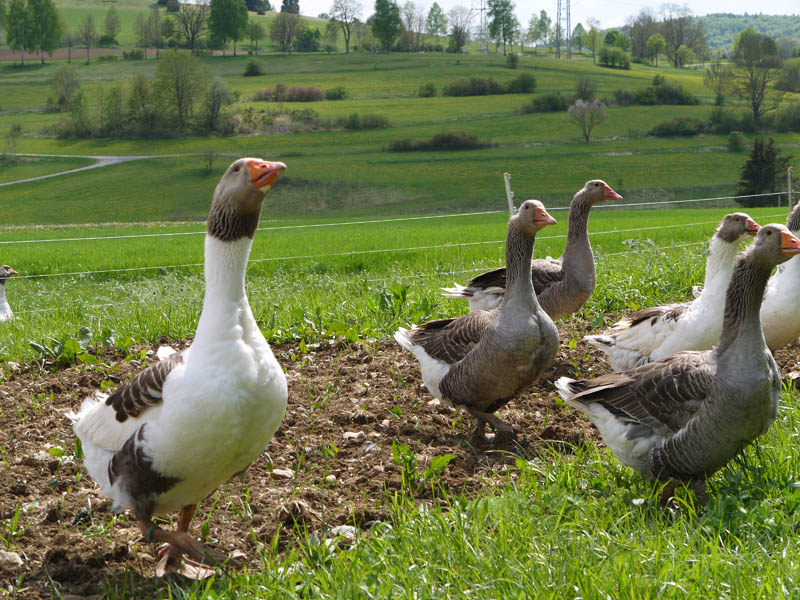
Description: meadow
3,32,800,598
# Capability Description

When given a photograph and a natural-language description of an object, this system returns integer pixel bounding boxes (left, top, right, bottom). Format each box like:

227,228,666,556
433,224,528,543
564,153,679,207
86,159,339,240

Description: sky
299,0,798,31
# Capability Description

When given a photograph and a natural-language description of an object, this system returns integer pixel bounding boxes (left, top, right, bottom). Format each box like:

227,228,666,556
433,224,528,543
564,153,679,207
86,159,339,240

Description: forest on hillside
699,13,800,53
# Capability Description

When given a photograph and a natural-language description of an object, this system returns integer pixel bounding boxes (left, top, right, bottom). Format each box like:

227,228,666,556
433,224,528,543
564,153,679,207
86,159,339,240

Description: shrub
652,74,665,86
521,92,569,113
123,49,144,60
776,58,800,92
506,53,519,68
727,131,745,152
166,0,179,10
610,79,698,106
284,86,324,102
598,46,631,69
773,102,800,133
387,131,490,151
418,82,437,97
340,113,390,130
575,74,596,101
444,77,507,96
244,60,263,76
324,86,347,100
97,54,118,62
649,117,706,136
708,108,757,134
507,72,536,93
97,34,117,47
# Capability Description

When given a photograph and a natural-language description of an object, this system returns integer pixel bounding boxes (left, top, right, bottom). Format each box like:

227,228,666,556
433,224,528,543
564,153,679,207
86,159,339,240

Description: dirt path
0,154,175,188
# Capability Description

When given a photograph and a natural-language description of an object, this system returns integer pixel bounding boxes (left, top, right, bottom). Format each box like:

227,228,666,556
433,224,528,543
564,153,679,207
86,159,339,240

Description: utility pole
556,0,570,59
472,0,489,55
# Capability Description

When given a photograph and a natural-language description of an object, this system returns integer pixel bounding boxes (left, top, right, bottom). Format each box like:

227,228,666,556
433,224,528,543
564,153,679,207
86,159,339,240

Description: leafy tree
567,99,608,142
614,32,631,52
645,33,665,66
660,4,705,68
61,27,76,63
0,0,6,47
127,73,160,137
426,1,445,37
248,21,265,53
736,137,793,205
293,24,320,51
104,5,121,42
155,50,208,130
446,5,471,54
77,14,97,63
99,85,125,137
25,0,61,64
575,73,596,100
51,63,80,110
280,0,299,13
624,8,657,60
533,10,549,51
487,0,517,56
676,44,693,67
704,53,731,105
730,28,784,123
203,77,233,131
5,0,29,66
330,0,361,53
209,0,248,55
400,1,424,51
571,23,584,53
371,0,401,52
603,29,618,47
776,58,800,92
173,0,209,53
581,20,601,64
270,11,299,53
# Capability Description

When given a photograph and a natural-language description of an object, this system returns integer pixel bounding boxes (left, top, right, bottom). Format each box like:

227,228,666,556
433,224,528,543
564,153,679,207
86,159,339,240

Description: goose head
715,212,760,243
0,265,18,284
207,157,287,241
579,179,623,205
750,224,800,267
786,202,800,234
515,199,557,236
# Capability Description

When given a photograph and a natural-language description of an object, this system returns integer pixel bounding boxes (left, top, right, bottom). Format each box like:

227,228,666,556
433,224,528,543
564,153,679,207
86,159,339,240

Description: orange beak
8,268,18,276
780,230,800,255
745,218,760,235
247,159,286,189
603,184,623,201
535,206,557,226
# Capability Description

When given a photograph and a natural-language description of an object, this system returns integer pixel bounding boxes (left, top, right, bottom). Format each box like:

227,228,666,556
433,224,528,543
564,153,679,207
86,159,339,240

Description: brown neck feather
715,251,773,351
207,198,262,241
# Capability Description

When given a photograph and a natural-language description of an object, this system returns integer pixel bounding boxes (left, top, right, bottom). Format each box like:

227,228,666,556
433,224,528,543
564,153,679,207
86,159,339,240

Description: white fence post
503,172,515,216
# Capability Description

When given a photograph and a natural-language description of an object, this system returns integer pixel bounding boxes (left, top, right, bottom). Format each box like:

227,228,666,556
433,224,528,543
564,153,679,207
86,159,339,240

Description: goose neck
501,221,537,310
698,236,741,302
560,197,593,271
715,253,773,353
196,236,253,335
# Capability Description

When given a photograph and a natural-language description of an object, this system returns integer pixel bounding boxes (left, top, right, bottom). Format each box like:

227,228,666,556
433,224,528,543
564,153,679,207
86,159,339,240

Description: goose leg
690,479,709,506
467,408,518,442
658,482,676,507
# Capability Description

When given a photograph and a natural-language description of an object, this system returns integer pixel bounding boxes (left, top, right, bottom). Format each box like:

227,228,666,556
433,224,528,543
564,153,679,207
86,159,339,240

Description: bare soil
2,320,798,598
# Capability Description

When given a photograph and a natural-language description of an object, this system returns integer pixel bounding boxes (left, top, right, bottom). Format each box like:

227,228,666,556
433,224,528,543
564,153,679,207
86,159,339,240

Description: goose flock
7,159,800,576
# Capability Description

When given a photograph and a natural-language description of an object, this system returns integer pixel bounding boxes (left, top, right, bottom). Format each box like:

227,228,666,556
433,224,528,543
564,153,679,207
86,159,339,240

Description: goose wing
563,351,714,434
106,352,185,422
405,312,494,365
530,257,565,295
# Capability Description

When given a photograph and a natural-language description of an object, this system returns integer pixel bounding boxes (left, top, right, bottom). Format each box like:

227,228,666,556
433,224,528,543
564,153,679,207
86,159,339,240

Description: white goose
760,201,800,351
584,213,760,371
69,158,288,576
0,265,19,321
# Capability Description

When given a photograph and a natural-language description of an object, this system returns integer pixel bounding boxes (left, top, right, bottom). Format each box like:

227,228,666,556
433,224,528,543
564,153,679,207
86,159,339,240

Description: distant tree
736,137,792,205
426,1,446,37
704,53,731,105
581,19,601,64
155,50,208,130
280,0,299,13
248,21,265,53
99,85,125,137
76,14,97,63
203,77,233,131
51,63,80,110
446,5,471,53
571,23,584,53
330,0,361,53
324,18,338,49
209,0,248,55
270,11,299,53
4,123,22,159
166,0,179,12
776,58,800,92
26,0,61,64
0,0,6,48
104,5,121,42
645,32,665,66
730,28,784,123
676,44,693,67
575,73,596,100
624,8,657,60
487,0,517,56
603,29,618,47
614,32,631,52
371,0,401,52
203,148,217,174
567,99,607,142
127,73,160,137
660,4,705,68
61,27,76,63
400,1,424,51
147,7,167,58
5,0,29,66
173,0,209,53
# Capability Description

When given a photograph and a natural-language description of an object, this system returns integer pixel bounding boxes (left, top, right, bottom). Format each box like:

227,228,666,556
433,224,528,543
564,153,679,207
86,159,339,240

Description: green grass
0,154,94,183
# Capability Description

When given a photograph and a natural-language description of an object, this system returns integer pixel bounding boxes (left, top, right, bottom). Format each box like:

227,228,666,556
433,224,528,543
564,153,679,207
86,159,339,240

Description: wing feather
106,352,184,422
406,312,494,364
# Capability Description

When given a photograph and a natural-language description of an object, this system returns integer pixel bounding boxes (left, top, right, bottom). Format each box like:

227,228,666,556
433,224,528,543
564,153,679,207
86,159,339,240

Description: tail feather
584,334,616,351
440,283,473,299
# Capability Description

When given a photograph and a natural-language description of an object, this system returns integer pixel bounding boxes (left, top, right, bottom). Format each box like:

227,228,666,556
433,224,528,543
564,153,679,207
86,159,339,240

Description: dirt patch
3,322,797,598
